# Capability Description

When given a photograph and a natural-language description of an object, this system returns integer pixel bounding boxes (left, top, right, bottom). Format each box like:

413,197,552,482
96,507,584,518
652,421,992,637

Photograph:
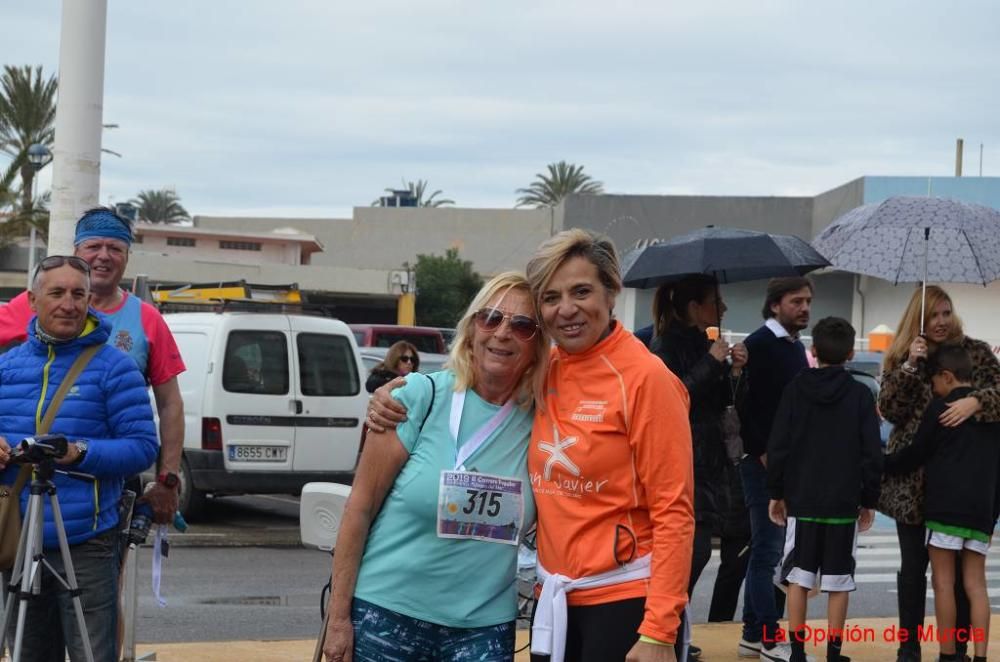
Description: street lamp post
27,144,54,288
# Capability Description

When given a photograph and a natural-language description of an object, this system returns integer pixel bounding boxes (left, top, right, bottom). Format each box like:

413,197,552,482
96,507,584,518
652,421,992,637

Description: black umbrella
621,226,830,289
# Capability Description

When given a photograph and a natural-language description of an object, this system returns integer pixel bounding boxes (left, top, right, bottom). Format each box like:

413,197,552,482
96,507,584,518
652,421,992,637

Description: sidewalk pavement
139,616,1000,661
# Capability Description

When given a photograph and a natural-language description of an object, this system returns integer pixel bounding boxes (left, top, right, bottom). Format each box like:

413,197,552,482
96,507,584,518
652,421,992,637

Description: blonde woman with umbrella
878,285,1000,662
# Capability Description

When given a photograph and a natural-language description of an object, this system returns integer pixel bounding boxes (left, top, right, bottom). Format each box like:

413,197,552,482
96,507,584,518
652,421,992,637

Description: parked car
846,350,892,447
432,327,456,348
162,311,368,519
846,350,885,378
349,324,447,354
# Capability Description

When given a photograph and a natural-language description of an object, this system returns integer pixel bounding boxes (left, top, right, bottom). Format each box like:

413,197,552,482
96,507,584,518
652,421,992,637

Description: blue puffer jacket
0,312,158,548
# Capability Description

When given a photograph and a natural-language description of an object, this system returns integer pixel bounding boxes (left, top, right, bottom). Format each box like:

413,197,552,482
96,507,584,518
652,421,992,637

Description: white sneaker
758,642,815,662
738,638,762,658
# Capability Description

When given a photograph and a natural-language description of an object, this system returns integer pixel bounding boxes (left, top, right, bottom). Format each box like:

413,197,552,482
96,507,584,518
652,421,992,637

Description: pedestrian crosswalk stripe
856,571,1000,583
855,558,1000,569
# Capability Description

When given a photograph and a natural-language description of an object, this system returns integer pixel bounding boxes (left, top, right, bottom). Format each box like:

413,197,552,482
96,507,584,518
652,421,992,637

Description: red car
349,324,447,354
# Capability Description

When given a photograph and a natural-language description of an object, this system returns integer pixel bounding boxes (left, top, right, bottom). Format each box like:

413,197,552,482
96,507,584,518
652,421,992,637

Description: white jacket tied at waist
531,554,652,662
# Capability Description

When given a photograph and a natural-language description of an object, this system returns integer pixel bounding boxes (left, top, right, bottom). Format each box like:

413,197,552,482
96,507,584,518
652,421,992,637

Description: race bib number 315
437,471,524,545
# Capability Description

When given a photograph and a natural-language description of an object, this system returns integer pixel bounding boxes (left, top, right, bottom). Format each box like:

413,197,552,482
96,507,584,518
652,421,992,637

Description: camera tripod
0,460,95,662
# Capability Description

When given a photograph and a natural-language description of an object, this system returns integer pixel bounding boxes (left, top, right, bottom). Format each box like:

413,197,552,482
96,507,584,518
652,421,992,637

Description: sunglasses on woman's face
399,355,416,364
473,307,539,341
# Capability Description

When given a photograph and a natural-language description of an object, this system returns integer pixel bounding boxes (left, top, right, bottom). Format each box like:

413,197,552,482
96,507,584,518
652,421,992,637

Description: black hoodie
885,386,1000,536
767,366,883,518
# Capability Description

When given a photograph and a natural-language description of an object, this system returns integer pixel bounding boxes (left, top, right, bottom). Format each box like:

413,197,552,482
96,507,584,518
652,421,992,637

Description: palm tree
130,189,190,223
0,65,57,214
0,147,49,248
0,149,25,212
373,179,455,207
515,161,604,208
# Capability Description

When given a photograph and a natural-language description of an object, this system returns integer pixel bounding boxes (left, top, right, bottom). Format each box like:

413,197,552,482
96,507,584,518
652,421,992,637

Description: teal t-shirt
353,370,537,628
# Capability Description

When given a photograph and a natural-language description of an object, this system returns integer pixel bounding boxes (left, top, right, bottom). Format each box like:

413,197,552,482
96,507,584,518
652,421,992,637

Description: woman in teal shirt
324,272,548,662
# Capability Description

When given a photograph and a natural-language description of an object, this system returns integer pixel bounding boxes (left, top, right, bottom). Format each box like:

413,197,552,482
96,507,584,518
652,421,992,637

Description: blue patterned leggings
351,597,516,662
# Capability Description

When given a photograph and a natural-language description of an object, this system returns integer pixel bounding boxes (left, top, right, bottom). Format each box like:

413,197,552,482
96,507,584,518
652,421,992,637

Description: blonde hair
525,228,622,308
448,271,549,409
884,285,964,371
373,340,419,375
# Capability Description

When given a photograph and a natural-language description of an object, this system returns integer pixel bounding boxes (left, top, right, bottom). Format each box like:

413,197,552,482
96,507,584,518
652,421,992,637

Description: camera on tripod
8,434,68,464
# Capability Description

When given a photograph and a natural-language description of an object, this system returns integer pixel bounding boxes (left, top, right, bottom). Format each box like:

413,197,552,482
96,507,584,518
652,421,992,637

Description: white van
163,311,368,519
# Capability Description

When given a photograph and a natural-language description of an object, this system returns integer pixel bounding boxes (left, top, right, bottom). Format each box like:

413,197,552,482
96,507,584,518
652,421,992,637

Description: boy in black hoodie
884,345,998,662
767,317,883,662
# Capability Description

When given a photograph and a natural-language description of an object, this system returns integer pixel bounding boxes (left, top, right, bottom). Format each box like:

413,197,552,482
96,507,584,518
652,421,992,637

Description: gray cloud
3,0,998,218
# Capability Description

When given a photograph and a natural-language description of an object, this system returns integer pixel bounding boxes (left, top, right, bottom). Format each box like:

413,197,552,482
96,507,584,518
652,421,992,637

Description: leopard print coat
877,336,1000,524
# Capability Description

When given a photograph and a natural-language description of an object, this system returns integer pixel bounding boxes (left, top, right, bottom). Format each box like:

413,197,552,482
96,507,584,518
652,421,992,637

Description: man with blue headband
0,207,186,524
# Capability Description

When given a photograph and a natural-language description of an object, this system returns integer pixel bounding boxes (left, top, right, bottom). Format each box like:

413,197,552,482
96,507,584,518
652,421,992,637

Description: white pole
26,175,39,289
48,0,108,256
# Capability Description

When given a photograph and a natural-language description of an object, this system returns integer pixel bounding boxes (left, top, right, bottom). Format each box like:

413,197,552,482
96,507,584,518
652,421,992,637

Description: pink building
133,223,322,266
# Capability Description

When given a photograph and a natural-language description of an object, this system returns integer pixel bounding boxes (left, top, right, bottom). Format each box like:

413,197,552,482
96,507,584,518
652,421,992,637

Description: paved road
132,495,1000,643
132,493,328,643
173,493,303,547
690,515,1000,624
133,545,331,643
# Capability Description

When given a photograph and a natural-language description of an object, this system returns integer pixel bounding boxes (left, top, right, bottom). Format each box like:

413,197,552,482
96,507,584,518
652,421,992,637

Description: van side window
297,333,360,396
224,331,289,395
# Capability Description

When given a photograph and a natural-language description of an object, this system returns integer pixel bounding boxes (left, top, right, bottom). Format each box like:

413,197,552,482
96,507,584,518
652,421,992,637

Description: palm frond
0,65,57,157
515,160,604,208
374,178,455,207
130,188,190,223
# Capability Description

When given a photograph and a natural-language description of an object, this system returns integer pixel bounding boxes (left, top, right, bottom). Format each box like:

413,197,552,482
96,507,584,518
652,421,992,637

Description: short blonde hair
525,228,622,309
884,285,964,371
448,271,548,409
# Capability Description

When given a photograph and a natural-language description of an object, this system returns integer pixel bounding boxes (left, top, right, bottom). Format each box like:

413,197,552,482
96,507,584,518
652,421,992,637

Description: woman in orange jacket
368,229,695,662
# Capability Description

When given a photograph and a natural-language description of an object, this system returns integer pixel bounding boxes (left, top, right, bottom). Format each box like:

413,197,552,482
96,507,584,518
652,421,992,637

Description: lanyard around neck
449,389,515,470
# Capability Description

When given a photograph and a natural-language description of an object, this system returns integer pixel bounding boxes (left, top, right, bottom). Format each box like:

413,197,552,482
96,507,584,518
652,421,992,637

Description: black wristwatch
157,472,180,489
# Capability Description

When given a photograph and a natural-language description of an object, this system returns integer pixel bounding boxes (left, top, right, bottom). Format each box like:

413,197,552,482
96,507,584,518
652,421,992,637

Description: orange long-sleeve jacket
529,323,695,643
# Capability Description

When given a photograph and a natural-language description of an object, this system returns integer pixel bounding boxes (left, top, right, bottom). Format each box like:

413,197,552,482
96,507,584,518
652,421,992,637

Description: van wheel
179,457,208,521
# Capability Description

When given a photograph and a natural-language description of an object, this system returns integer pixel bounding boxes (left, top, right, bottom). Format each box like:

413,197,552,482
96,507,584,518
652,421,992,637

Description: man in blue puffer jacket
0,255,157,662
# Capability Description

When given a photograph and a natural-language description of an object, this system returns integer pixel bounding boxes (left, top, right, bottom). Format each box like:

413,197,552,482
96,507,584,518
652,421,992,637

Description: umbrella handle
920,228,929,333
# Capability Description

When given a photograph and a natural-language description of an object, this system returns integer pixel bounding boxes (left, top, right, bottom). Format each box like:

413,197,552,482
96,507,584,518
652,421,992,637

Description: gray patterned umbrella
812,195,1000,324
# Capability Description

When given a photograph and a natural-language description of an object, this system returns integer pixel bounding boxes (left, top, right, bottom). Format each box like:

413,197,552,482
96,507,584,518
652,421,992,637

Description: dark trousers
739,456,785,642
4,531,119,662
896,521,971,654
530,598,688,662
708,530,750,621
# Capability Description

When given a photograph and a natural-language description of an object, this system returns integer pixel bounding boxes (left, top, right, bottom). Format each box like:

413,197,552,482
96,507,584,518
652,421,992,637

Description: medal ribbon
449,389,514,470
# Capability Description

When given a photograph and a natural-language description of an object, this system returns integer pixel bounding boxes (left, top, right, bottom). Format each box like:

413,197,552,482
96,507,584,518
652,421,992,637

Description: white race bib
437,470,524,546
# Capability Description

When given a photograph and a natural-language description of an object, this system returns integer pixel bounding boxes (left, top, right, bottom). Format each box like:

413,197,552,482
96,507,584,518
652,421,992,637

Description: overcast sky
3,1,998,219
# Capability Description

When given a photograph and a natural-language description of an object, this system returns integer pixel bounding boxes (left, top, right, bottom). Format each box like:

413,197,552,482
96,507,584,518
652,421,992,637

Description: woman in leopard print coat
878,285,1000,661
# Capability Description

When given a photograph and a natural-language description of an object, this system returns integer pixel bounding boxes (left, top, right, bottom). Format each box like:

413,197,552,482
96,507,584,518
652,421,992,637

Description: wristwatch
72,440,88,465
157,472,180,489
